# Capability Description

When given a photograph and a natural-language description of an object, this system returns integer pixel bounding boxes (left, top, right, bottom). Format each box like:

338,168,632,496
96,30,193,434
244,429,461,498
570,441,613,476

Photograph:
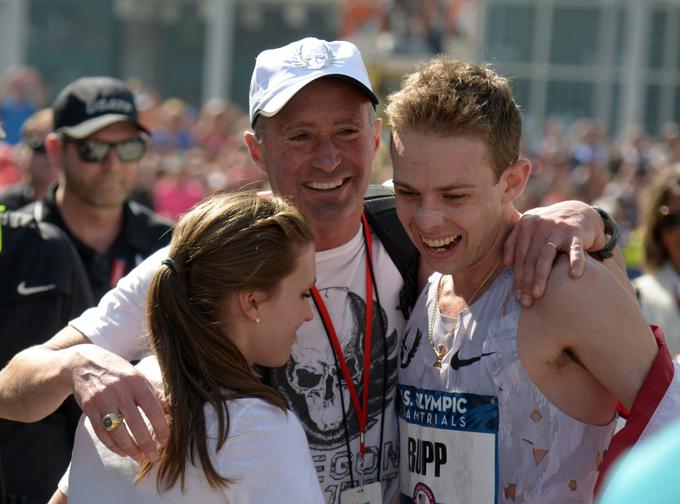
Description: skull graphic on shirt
268,289,398,449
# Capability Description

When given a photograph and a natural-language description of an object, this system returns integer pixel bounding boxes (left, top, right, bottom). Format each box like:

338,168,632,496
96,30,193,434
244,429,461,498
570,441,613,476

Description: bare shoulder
546,255,621,297
530,256,638,337
520,254,654,373
522,255,657,409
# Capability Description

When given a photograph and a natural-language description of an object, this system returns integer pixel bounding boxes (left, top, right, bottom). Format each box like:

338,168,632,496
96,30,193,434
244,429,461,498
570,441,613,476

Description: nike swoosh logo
17,281,57,296
449,349,496,371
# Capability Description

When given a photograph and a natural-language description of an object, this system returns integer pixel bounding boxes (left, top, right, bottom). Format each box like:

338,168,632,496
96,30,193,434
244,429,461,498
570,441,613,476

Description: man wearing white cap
0,38,614,503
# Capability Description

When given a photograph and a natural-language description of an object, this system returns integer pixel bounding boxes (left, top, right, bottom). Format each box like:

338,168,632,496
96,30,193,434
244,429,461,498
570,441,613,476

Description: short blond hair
386,57,522,178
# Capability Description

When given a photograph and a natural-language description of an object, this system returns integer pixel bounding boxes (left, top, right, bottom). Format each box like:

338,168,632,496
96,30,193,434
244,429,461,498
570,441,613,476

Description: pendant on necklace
433,345,447,368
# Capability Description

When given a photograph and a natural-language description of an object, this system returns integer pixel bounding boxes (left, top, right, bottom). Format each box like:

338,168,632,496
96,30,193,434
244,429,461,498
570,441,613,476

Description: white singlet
398,269,616,504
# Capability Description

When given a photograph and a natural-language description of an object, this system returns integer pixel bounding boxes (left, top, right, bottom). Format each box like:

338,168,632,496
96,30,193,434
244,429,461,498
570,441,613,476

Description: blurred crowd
339,0,479,55
0,65,267,223
518,118,680,277
1,63,679,278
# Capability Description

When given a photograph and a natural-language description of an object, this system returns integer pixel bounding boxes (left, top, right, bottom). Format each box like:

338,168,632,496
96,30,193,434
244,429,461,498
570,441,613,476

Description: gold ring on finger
546,241,558,251
102,412,125,432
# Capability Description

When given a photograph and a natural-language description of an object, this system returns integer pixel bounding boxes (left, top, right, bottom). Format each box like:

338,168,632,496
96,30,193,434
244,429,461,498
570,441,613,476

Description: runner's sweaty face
391,130,514,277
414,208,446,229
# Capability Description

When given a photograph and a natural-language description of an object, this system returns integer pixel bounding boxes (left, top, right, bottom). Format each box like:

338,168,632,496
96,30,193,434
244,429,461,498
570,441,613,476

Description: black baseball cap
52,76,149,139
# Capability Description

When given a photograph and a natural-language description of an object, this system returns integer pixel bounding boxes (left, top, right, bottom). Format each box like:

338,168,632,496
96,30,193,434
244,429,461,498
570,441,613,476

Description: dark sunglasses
65,137,147,163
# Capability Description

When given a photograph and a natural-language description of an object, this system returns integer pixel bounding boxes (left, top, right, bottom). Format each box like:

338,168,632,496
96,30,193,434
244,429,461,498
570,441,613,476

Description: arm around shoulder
0,325,91,421
70,247,167,359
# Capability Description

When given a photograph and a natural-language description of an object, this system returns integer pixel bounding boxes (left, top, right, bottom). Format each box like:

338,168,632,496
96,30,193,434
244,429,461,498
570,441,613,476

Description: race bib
399,385,499,504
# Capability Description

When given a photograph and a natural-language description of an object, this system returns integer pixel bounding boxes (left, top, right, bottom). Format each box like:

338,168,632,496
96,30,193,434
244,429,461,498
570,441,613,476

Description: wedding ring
102,412,125,432
546,241,558,251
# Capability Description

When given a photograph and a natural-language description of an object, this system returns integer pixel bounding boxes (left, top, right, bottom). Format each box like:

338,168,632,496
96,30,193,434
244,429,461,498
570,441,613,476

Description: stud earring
255,316,261,324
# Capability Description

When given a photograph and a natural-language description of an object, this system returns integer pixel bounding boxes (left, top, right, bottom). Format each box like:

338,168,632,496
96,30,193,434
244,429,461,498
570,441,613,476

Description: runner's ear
500,159,531,204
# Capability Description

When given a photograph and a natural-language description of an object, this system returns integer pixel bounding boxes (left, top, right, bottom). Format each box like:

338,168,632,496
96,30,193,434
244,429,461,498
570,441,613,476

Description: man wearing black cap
0,121,93,503
19,77,172,301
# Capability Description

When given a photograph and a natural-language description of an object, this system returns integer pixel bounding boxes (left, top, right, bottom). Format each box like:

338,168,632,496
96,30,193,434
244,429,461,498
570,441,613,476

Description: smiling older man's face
247,78,381,251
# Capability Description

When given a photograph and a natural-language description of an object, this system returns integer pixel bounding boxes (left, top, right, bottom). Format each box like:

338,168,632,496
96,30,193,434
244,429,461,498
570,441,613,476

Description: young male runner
388,56,676,503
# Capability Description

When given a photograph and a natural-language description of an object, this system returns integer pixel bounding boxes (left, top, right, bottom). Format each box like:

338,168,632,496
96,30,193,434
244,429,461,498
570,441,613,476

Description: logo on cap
248,38,378,125
52,76,149,139
291,39,336,70
85,98,134,116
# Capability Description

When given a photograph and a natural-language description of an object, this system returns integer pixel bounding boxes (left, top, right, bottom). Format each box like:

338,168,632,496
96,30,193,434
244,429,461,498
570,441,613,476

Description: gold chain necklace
428,257,503,368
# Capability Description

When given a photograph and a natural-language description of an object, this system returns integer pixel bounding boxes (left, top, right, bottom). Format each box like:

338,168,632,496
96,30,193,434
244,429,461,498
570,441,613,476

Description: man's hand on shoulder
504,201,610,308
68,343,169,463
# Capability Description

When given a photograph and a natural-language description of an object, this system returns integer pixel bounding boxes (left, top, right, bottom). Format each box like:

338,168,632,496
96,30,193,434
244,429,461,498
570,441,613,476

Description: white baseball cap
249,37,378,125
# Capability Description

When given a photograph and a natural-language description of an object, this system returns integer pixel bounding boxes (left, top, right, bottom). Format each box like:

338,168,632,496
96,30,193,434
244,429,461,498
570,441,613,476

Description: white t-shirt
68,357,324,504
70,226,406,503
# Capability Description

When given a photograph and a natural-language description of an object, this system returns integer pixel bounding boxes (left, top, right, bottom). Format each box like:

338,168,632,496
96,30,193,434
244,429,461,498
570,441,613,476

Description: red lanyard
309,213,374,457
109,258,127,287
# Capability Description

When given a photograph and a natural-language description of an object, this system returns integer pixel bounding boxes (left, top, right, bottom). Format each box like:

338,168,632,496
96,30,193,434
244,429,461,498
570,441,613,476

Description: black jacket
20,185,173,302
0,211,93,504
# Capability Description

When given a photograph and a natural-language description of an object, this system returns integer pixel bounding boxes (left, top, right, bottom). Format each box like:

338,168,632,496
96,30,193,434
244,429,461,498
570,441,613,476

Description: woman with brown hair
634,165,680,358
67,191,323,503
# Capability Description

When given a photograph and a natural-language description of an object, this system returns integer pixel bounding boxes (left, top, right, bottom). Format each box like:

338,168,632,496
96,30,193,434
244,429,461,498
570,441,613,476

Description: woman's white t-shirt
68,356,324,504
